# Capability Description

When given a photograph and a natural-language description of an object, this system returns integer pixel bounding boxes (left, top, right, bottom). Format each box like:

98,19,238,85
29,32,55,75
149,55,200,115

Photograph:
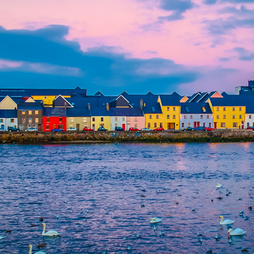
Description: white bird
41,223,60,237
150,217,162,224
0,236,4,239
228,228,246,236
216,183,222,188
29,245,46,254
219,216,234,225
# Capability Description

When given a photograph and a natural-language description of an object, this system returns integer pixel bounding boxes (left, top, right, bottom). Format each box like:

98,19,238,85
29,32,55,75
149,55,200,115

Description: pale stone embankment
1,129,254,144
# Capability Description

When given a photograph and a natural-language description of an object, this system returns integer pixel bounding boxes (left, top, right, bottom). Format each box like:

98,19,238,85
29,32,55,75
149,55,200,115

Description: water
0,143,253,253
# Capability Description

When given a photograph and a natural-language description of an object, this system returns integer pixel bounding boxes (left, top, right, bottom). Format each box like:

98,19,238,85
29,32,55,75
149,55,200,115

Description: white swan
228,228,246,236
219,216,234,225
29,245,46,254
216,183,222,188
41,223,60,236
150,217,162,223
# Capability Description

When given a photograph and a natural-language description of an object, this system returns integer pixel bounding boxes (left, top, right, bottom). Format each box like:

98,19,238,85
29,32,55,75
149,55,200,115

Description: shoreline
1,129,254,144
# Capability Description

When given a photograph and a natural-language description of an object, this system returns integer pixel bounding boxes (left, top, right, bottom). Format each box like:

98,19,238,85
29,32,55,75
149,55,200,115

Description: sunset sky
0,0,253,95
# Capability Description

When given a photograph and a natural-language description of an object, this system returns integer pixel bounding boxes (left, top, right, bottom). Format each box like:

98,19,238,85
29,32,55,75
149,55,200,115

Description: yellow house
208,97,246,129
157,93,182,130
31,95,71,107
90,103,111,130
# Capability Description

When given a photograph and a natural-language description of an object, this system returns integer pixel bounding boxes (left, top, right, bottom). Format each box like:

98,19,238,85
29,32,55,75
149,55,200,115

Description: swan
228,228,246,236
219,216,234,225
41,223,60,236
150,217,162,223
29,245,46,254
216,183,222,188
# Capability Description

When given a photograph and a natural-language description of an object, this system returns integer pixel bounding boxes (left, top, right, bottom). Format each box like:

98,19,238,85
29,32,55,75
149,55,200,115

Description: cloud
0,25,201,94
203,0,217,4
235,47,254,61
219,57,230,61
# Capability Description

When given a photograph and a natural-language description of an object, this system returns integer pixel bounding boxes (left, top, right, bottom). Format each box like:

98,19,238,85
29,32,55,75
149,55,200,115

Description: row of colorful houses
0,86,254,131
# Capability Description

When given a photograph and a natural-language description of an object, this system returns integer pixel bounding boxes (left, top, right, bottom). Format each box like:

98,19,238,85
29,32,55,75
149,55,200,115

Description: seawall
1,129,254,144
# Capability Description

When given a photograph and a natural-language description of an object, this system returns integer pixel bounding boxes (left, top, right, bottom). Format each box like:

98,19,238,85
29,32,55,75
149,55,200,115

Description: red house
43,108,67,131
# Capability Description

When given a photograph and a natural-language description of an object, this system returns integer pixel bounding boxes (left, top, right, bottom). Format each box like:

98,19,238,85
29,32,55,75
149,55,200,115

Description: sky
0,0,253,95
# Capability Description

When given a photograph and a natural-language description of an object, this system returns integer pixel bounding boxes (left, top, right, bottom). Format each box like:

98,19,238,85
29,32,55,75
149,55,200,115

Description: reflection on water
0,143,253,253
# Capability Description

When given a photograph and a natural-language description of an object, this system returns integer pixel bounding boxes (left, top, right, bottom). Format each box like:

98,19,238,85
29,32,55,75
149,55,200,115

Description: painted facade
0,95,17,110
0,110,18,131
43,108,67,131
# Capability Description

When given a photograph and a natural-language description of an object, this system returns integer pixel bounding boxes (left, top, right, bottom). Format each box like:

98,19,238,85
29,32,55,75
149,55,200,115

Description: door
76,123,80,131
214,122,217,129
194,122,200,128
38,124,42,131
122,124,125,130
241,121,244,129
168,123,175,129
53,124,56,129
127,124,130,131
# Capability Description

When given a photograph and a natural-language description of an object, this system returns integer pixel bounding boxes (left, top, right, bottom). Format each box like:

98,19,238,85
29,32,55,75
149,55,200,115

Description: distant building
235,80,254,95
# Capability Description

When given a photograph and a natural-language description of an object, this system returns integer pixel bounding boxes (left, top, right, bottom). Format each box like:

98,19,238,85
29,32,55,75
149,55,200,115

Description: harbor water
0,143,253,253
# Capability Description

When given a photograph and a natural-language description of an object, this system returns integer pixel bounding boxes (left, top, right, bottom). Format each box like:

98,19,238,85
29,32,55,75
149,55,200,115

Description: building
43,108,67,131
235,80,254,95
0,110,18,131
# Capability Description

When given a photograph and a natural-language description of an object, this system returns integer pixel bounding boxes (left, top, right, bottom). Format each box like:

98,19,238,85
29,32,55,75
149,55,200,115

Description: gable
180,96,188,103
0,95,17,110
110,95,132,108
25,97,35,103
53,95,73,108
211,91,223,98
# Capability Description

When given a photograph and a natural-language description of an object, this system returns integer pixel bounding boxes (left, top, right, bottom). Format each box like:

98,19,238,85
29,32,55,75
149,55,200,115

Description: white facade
180,114,213,129
110,116,127,131
0,117,18,131
244,114,254,128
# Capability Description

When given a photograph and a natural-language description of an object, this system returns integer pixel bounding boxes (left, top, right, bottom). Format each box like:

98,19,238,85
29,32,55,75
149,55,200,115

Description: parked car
154,127,164,131
182,127,193,131
115,127,124,131
8,126,20,132
51,128,63,132
83,127,94,131
129,127,139,131
247,126,254,130
205,127,215,131
98,127,108,131
141,128,153,131
193,126,206,131
67,127,77,131
25,128,38,132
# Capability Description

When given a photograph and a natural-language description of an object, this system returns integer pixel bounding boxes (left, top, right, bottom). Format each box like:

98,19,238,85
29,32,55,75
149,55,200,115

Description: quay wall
1,129,254,144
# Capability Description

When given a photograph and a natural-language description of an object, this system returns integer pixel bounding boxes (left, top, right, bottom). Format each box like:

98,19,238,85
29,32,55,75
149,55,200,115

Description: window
58,124,63,129
203,123,205,127
249,115,252,119
223,107,226,111
239,107,242,111
233,122,237,127
217,107,219,111
173,115,176,119
92,117,95,122
233,107,235,111
33,125,36,128
59,117,62,123
239,115,242,119
167,115,169,119
135,123,137,128
22,118,26,123
22,111,26,115
127,117,130,122
10,119,14,123
70,118,74,122
200,115,203,119
184,115,187,119
182,123,184,128
47,117,50,123
160,123,163,127
232,115,235,119
44,96,47,99
190,115,193,119
154,123,157,128
35,110,39,115
188,122,190,127
223,115,226,119
216,115,219,119
207,115,209,119
28,118,32,123
0,119,3,123
92,124,95,129
35,118,39,123
209,122,211,127
28,125,31,128
83,117,87,122
149,115,152,119
167,107,169,111
173,107,175,111
221,122,226,127
123,117,125,121
156,115,159,119
135,117,138,122
148,123,150,128
115,117,118,121
101,117,104,122
29,110,32,115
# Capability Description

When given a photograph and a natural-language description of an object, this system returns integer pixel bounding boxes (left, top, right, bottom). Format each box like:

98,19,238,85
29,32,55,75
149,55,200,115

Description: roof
209,95,248,107
0,110,17,118
66,108,91,117
159,93,182,106
109,108,144,116
17,101,43,110
181,103,212,114
43,108,66,117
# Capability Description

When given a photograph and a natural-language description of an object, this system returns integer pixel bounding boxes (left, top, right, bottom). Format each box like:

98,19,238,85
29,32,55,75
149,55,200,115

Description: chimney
140,99,143,110
88,103,90,110
106,102,109,111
